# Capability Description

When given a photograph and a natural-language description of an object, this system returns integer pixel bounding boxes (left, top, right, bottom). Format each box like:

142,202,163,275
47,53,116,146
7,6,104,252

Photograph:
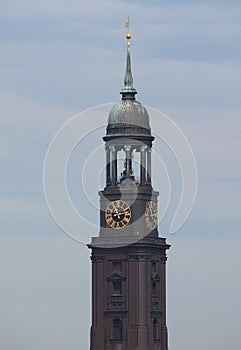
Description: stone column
124,144,132,179
140,145,147,185
160,256,168,350
147,147,152,185
137,255,150,348
90,255,105,350
110,145,117,185
106,145,111,186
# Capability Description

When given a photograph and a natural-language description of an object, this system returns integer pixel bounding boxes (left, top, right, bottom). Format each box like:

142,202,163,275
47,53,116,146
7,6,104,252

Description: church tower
88,22,170,350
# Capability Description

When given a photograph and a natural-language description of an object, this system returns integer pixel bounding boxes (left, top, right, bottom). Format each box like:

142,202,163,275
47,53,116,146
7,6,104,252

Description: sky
1,0,241,349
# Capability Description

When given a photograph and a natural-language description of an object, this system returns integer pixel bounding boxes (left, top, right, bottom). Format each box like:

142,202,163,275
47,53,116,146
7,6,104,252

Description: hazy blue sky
1,1,241,349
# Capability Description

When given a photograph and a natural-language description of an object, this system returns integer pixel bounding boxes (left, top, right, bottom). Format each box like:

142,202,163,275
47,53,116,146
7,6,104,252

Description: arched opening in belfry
105,143,152,187
112,318,123,341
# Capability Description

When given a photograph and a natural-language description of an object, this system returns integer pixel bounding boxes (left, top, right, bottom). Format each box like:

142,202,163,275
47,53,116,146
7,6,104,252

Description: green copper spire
120,18,137,100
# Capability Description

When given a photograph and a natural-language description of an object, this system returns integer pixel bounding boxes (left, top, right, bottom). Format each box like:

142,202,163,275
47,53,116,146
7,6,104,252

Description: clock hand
112,204,118,215
113,204,121,219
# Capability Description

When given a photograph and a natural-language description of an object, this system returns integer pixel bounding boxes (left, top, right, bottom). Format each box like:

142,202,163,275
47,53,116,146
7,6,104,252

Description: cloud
0,233,91,349
168,232,241,350
0,198,45,217
0,2,240,349
1,1,240,63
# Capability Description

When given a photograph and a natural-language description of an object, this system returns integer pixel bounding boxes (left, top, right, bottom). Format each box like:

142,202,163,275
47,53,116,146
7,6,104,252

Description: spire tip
125,17,131,46
120,17,137,100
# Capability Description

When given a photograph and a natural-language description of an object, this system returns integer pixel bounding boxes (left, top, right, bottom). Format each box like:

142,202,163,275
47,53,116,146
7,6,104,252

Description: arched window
112,318,123,341
153,319,160,341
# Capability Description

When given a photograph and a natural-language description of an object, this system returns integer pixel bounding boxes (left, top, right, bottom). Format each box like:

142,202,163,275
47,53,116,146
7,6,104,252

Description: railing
108,295,125,310
151,295,160,310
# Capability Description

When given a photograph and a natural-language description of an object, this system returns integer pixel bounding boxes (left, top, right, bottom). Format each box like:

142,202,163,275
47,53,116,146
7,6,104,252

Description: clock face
145,201,158,230
105,200,131,229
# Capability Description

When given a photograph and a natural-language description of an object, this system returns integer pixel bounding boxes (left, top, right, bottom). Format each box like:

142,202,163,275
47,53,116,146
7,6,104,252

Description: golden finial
125,17,131,46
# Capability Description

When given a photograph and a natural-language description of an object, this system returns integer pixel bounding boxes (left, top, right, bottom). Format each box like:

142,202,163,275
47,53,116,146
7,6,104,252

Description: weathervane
125,17,131,46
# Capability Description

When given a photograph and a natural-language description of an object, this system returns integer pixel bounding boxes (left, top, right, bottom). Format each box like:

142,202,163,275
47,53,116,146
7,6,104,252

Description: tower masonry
88,22,170,350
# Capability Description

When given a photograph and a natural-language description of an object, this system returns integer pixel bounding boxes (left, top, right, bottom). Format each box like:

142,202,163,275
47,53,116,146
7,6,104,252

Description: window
151,272,160,296
112,261,121,271
153,319,160,341
152,262,157,273
113,282,122,295
112,319,123,341
152,281,157,296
